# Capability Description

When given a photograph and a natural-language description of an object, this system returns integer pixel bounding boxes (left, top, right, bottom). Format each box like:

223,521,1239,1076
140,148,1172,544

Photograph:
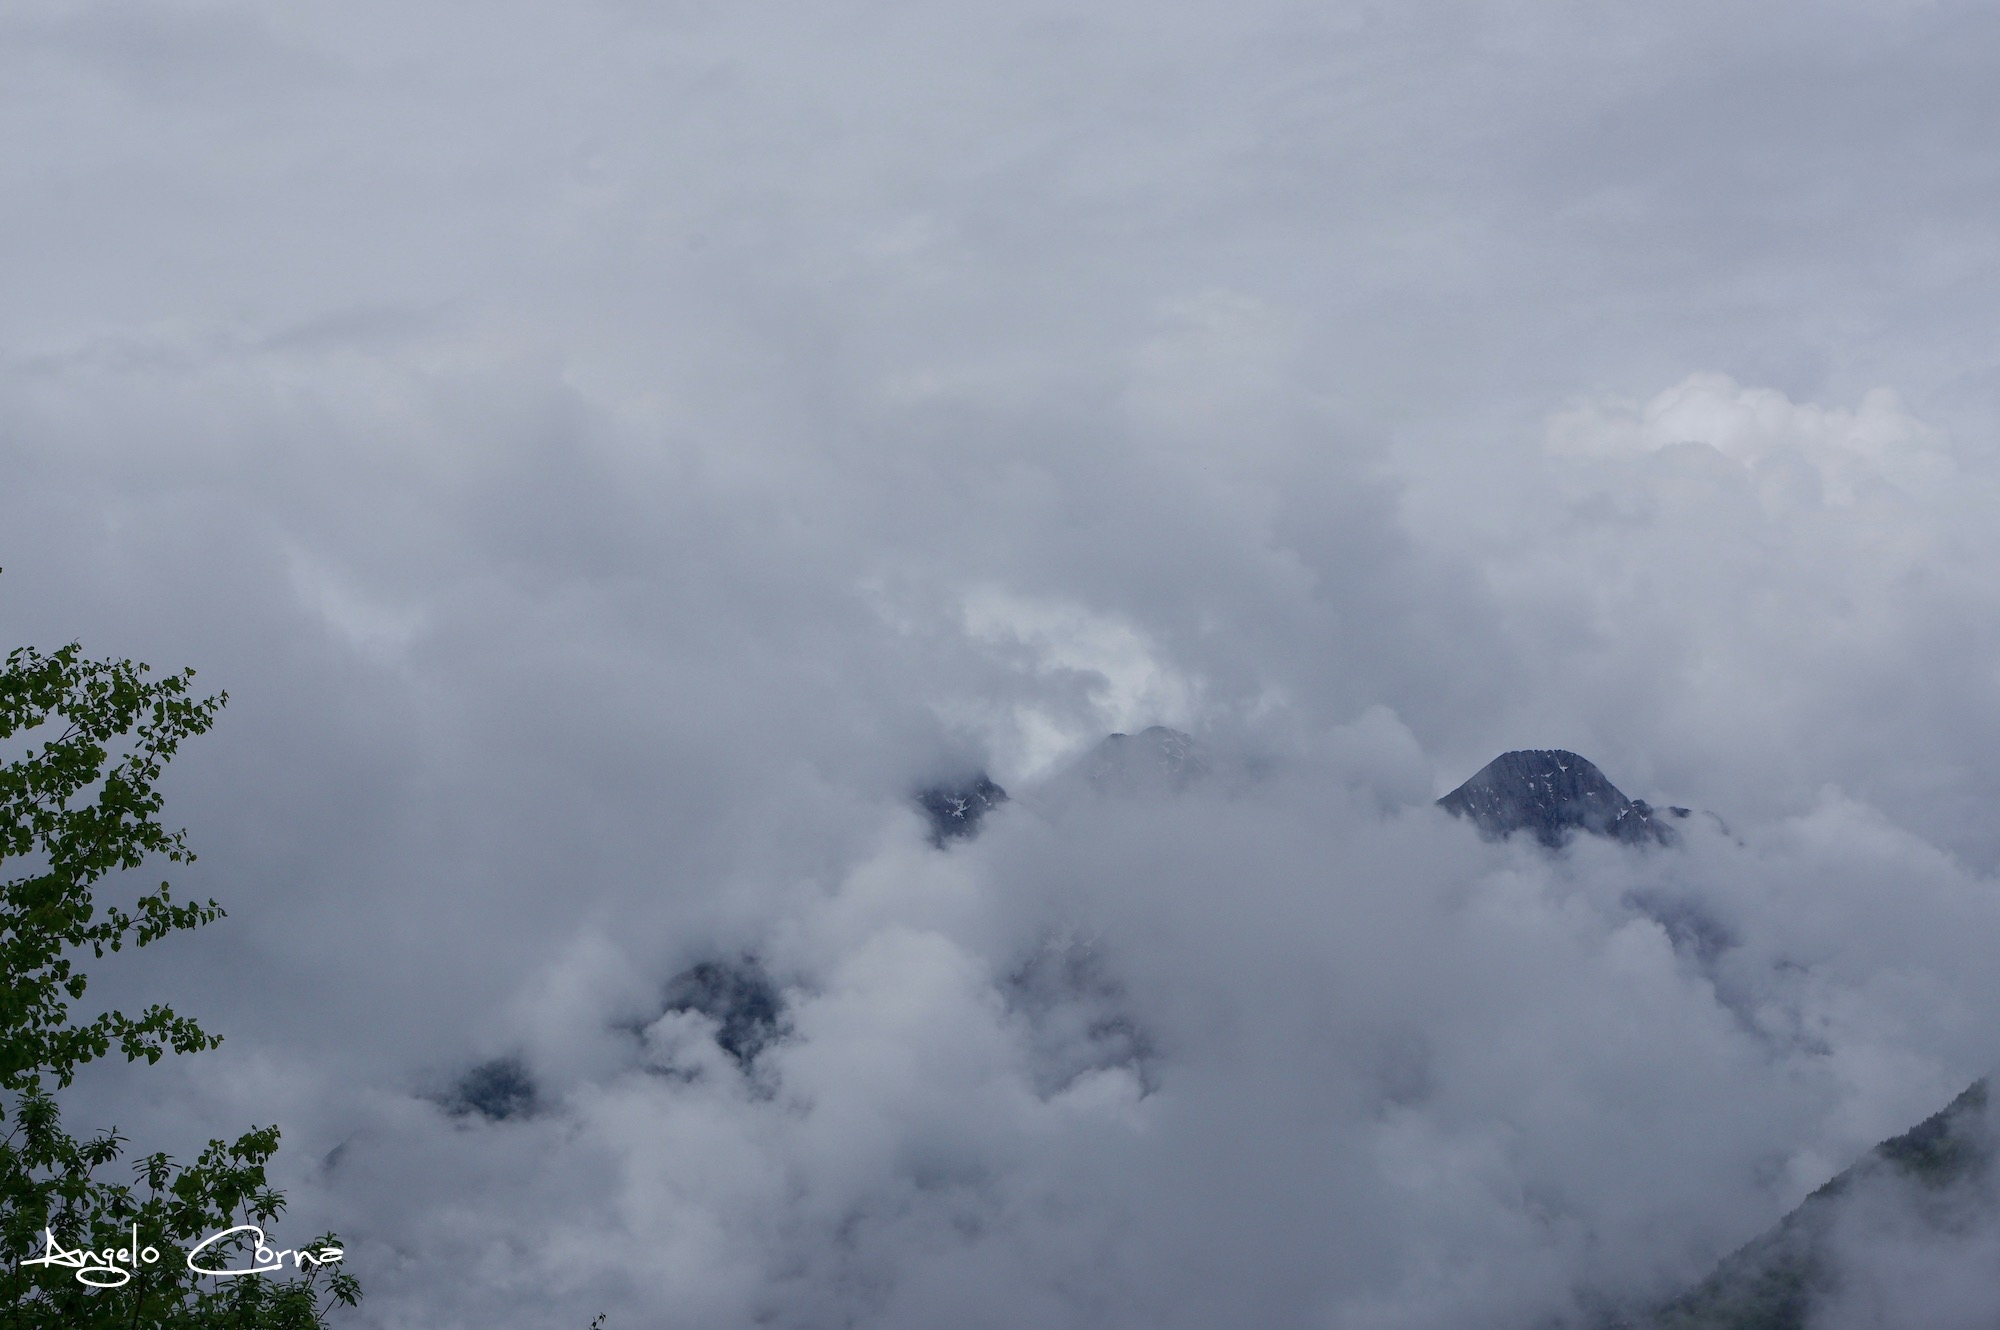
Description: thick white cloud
7,2,2000,1327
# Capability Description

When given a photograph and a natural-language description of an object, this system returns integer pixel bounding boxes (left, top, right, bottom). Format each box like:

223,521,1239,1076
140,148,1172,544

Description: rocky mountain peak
914,773,1009,846
1438,748,1682,848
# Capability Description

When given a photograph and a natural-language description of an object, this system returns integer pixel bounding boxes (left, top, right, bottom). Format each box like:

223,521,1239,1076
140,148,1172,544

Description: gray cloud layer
7,2,2000,1326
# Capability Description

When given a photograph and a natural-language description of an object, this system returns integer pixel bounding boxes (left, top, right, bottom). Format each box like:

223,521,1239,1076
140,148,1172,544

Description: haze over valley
8,3,2000,1325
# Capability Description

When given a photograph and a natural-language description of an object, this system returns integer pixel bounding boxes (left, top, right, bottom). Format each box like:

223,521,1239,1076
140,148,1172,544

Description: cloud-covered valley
7,3,2000,1326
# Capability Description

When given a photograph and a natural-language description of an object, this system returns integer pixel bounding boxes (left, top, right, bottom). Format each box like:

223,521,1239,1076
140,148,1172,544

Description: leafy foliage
1,642,360,1326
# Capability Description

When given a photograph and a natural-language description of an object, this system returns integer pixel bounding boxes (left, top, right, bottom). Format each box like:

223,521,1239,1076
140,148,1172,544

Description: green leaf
2,640,361,1327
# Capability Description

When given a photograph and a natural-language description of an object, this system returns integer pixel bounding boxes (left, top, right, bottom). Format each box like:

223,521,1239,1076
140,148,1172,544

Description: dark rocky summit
914,773,1009,846
1439,749,1683,848
444,1056,538,1121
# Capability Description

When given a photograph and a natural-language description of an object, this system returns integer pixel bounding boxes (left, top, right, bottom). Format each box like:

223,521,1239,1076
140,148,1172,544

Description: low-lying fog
8,3,2000,1325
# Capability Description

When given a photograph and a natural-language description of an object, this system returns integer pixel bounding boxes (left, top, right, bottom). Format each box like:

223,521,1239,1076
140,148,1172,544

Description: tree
1,641,360,1327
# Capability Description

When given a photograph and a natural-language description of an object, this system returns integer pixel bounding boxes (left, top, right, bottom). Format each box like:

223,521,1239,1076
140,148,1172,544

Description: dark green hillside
1638,1079,1992,1330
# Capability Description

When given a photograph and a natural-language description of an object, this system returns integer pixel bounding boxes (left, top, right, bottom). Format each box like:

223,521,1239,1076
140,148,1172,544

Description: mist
7,2,2000,1326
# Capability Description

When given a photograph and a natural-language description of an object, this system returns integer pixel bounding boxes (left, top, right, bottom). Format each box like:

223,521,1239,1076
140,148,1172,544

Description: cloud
6,2,2000,1327
1547,373,1954,504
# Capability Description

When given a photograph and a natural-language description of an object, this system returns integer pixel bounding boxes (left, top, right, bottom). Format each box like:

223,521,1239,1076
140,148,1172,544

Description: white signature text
18,1223,343,1287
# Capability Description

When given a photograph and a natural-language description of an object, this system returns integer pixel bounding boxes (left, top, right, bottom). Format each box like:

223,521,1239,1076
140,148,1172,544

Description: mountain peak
914,773,1008,846
1438,749,1679,848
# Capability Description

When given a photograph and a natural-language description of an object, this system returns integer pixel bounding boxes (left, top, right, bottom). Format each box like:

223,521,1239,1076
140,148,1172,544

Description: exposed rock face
913,773,1008,846
443,1056,538,1121
1438,749,1682,848
1084,726,1207,796
660,957,786,1068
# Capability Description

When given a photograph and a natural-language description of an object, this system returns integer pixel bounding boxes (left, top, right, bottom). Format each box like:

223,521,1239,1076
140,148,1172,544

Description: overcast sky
8,2,2000,1327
